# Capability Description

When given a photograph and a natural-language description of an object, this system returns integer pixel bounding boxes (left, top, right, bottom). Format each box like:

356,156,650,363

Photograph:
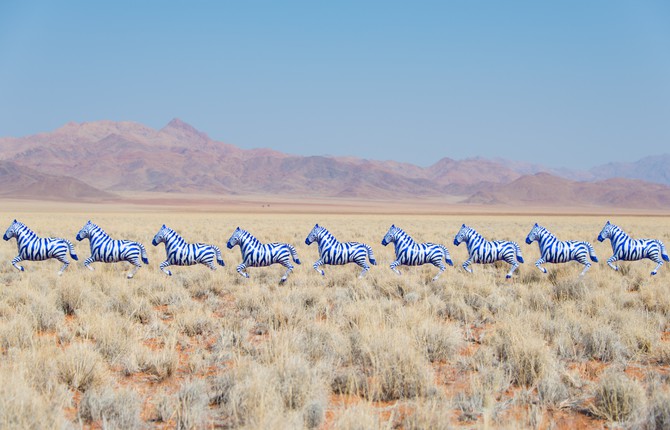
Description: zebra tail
441,245,454,266
365,244,377,265
514,242,524,263
587,242,598,262
215,246,225,267
660,241,669,262
139,243,149,264
66,239,78,261
288,244,301,264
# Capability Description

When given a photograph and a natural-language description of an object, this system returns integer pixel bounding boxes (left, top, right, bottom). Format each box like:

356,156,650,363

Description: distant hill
1,119,669,209
0,161,116,202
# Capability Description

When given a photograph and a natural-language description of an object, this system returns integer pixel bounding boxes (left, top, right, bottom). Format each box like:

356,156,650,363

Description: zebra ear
236,226,240,231
391,224,395,228
13,219,16,223
534,223,538,227
162,224,166,228
462,223,466,227
315,223,319,227
606,220,611,225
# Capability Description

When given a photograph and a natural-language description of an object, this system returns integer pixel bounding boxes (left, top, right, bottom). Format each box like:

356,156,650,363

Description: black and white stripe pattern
76,220,149,278
453,224,524,278
525,223,598,276
598,221,669,275
305,224,376,278
151,224,224,276
381,225,453,281
3,219,78,275
226,227,301,283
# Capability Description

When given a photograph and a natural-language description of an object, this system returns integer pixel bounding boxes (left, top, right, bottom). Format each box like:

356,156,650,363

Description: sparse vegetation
0,211,668,428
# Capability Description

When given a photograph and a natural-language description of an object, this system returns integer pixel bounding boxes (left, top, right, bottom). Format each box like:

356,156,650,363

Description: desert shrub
79,387,142,430
365,332,434,401
0,314,34,350
303,401,325,429
638,390,670,430
491,324,550,387
591,371,644,422
176,308,214,336
581,324,627,361
176,380,209,430
332,404,381,430
413,319,463,363
56,283,85,316
403,398,453,429
552,278,586,301
331,367,369,397
57,343,107,391
29,296,63,331
139,346,179,382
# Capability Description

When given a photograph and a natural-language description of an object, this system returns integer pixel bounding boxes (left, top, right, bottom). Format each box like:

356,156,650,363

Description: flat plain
0,208,669,429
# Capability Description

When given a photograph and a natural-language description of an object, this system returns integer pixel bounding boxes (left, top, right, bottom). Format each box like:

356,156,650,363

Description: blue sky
1,1,669,169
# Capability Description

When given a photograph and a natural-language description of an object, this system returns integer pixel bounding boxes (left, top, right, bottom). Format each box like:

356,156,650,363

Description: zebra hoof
279,278,287,284
320,271,325,276
505,275,511,279
19,267,24,272
651,271,657,276
127,274,134,279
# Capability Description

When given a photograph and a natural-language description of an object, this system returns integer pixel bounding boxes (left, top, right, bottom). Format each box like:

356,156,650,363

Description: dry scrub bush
175,379,210,430
332,403,382,430
591,371,645,423
79,387,143,430
57,343,108,391
491,323,551,387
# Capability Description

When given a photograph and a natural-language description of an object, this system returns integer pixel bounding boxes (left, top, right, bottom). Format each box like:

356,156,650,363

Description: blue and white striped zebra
151,225,225,276
305,224,376,278
597,221,669,276
3,219,78,275
227,227,301,283
525,223,598,276
453,224,524,279
76,220,149,278
381,225,453,281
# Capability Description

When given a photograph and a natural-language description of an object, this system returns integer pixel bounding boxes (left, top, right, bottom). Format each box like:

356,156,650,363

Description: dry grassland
0,211,669,429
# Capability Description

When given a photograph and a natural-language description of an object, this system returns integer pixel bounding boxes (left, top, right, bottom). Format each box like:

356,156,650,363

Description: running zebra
453,224,524,278
3,219,78,275
227,227,301,283
597,221,669,276
151,225,225,276
525,223,598,276
381,225,453,281
76,220,149,278
305,224,376,278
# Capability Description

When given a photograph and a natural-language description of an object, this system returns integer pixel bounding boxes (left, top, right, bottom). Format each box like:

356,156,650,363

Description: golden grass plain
0,209,669,429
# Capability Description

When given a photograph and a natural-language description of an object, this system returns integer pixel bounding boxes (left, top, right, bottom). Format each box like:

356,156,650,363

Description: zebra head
76,221,94,241
454,224,470,246
381,225,400,246
152,225,169,246
305,224,323,245
227,227,243,249
597,221,615,242
3,219,20,241
525,223,543,245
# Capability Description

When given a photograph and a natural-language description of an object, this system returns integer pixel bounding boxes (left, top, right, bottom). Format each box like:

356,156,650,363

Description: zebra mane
393,226,415,244
236,228,261,246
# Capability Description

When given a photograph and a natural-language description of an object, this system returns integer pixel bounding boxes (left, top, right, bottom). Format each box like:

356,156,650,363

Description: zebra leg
357,260,370,278
127,261,141,279
535,258,547,274
431,261,446,281
390,261,402,276
56,256,70,275
579,262,592,277
83,257,95,271
237,263,250,279
505,260,519,279
279,262,294,283
651,257,663,276
11,256,24,272
159,261,172,276
313,259,325,276
462,258,473,274
606,256,619,271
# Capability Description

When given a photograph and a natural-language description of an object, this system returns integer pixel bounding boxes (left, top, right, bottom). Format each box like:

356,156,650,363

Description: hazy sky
1,1,669,169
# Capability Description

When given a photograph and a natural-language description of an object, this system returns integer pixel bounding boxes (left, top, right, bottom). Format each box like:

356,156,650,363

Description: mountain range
0,119,668,209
